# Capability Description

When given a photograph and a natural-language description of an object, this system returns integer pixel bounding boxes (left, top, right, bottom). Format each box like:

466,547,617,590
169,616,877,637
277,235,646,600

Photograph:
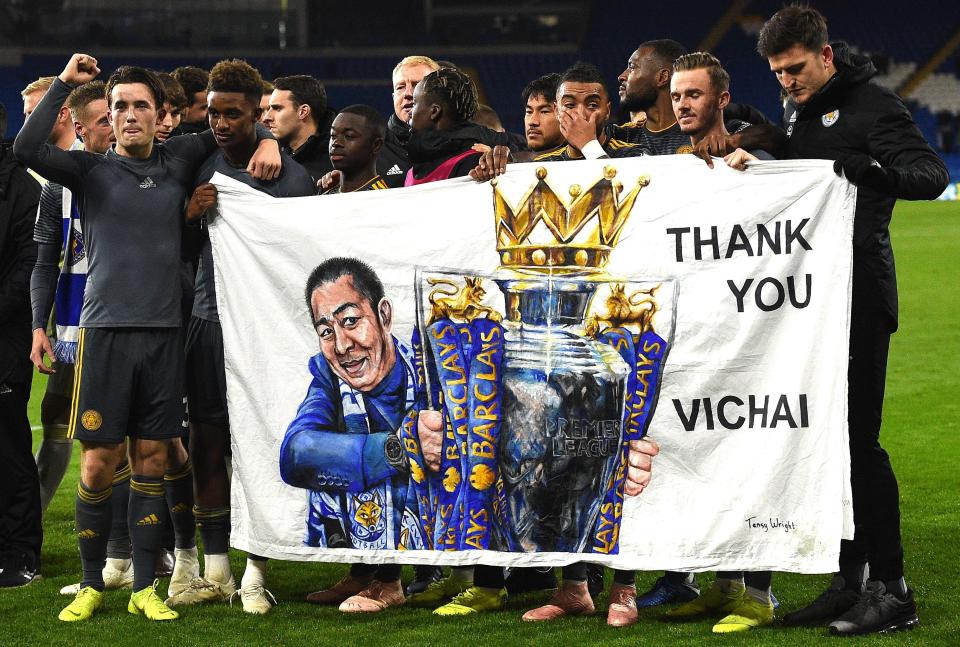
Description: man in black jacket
263,75,336,184
757,6,949,636
0,139,41,587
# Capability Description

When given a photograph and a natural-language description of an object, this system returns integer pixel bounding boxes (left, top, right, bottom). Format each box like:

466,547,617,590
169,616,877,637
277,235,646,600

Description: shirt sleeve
867,98,950,200
0,171,40,325
30,241,60,330
279,355,396,492
33,182,64,245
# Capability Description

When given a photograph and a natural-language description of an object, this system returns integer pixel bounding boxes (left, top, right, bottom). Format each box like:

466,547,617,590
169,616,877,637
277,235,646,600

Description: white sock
105,557,131,571
173,547,199,577
204,553,232,583
451,566,473,583
241,557,267,589
746,585,771,604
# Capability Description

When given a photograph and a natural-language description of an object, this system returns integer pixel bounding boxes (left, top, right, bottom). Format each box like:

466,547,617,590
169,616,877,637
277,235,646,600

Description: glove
833,155,893,193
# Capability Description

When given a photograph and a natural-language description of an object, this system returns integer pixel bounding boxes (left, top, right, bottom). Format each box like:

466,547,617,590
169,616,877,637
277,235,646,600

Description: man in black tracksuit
0,140,41,588
757,7,949,636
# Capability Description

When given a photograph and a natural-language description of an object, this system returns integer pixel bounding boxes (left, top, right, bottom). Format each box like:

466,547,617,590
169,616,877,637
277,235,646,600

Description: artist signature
745,516,797,533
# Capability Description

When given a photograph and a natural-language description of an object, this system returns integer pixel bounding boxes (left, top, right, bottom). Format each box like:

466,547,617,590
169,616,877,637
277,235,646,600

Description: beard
620,84,658,113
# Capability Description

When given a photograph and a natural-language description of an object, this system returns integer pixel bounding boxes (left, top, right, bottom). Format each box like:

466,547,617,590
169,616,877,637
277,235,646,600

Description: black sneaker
0,559,42,588
828,581,919,636
782,575,861,625
405,566,443,596
504,566,557,595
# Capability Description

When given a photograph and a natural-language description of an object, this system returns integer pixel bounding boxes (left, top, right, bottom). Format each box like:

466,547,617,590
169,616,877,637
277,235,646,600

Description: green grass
2,201,958,646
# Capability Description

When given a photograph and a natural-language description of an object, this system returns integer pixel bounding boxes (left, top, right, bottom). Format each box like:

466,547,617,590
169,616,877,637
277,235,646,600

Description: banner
210,155,856,573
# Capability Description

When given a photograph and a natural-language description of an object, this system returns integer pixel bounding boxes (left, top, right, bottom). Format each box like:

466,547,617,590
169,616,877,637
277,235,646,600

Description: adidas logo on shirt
139,176,157,189
386,164,403,176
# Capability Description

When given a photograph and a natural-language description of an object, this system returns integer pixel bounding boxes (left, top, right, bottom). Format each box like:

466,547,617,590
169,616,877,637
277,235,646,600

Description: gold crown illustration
492,165,650,272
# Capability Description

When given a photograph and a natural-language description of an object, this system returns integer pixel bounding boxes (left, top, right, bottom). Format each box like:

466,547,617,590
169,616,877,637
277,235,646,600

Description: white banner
210,154,855,573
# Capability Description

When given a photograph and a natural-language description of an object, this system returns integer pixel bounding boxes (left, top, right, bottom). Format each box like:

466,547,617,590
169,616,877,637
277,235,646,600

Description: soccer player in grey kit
14,53,280,622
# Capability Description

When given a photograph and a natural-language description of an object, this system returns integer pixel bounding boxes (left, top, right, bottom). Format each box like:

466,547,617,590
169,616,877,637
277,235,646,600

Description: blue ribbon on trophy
590,322,669,555
426,319,470,550
398,327,434,550
460,319,504,550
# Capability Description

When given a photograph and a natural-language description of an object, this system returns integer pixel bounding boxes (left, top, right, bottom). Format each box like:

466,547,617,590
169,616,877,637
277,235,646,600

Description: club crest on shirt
676,144,694,154
821,110,840,127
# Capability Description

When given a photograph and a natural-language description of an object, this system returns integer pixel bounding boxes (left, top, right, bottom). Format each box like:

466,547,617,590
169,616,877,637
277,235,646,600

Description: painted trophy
410,165,675,555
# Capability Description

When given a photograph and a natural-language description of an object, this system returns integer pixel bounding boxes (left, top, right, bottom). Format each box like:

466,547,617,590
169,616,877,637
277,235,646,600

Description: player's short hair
474,104,502,131
261,79,275,95
673,52,730,94
638,39,689,70
558,62,607,97
21,76,55,98
171,66,209,103
66,80,108,123
208,59,264,106
757,5,829,57
273,75,328,126
338,104,386,139
522,73,561,106
419,68,479,123
105,66,165,109
155,72,188,110
392,55,440,79
305,257,386,321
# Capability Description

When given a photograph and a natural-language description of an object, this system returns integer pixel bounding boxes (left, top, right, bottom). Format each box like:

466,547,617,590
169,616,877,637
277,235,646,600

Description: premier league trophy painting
413,165,677,555
282,165,676,557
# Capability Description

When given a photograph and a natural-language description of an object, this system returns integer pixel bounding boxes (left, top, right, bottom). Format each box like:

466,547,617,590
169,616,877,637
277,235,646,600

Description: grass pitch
1,201,958,646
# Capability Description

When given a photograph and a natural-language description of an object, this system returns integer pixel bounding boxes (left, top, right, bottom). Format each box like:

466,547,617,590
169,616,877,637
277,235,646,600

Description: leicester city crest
821,110,840,127
68,230,85,266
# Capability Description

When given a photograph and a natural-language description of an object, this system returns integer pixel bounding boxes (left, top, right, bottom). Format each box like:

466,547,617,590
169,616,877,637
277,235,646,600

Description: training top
15,78,220,328
190,148,315,322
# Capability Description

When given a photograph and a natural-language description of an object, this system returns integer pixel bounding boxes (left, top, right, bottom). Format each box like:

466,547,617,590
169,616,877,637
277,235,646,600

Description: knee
40,394,70,426
132,440,170,477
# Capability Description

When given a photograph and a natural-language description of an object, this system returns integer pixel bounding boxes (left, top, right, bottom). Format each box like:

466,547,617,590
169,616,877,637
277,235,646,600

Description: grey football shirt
16,78,219,328
191,149,316,322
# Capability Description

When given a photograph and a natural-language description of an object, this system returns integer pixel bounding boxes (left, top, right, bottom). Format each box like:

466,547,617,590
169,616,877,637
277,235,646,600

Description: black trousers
839,312,904,582
0,381,42,568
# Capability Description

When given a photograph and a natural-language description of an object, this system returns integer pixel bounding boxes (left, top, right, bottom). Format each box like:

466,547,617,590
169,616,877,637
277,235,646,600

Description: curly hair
208,58,264,105
418,67,478,123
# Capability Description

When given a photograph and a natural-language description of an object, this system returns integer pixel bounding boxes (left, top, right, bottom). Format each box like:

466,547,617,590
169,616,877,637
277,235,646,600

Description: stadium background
1,2,959,645
3,0,960,194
